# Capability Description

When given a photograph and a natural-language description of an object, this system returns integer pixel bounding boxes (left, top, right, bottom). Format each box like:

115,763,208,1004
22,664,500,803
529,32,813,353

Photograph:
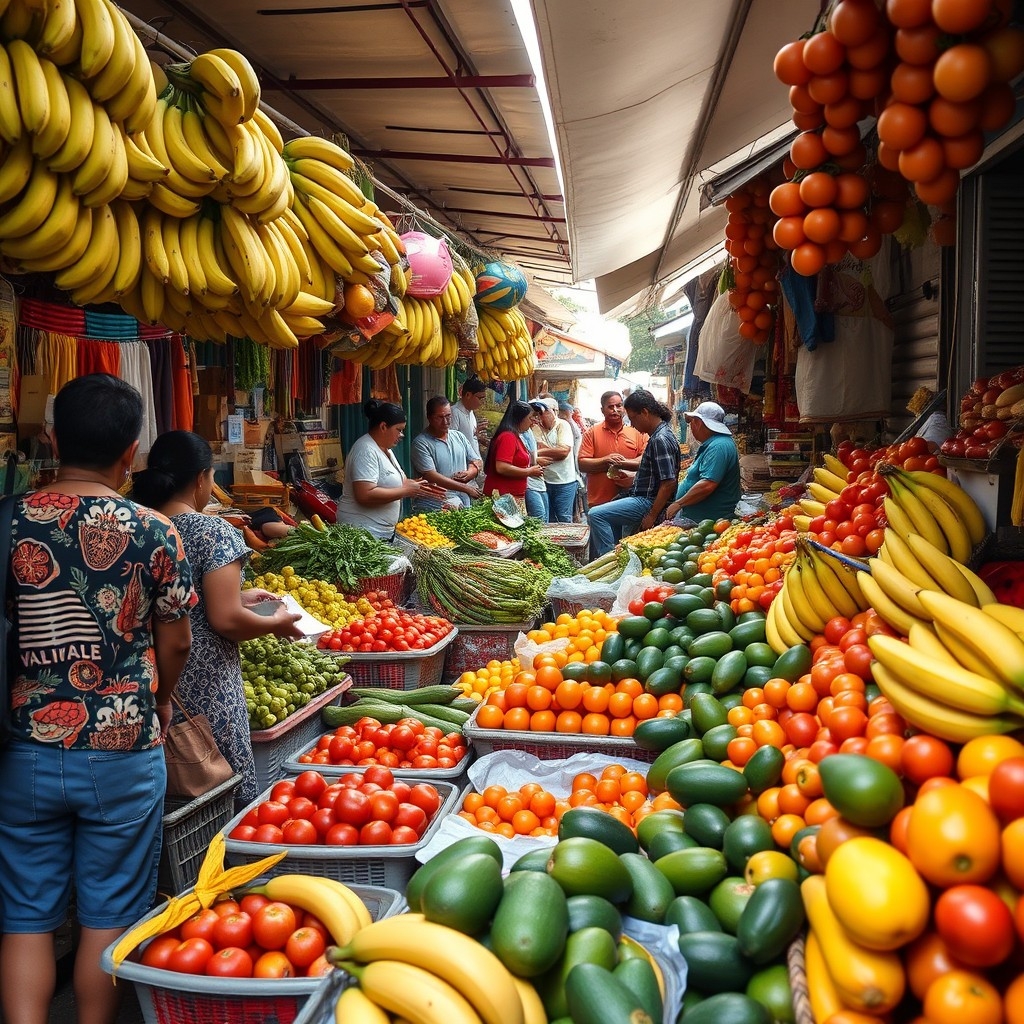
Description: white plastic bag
694,292,756,394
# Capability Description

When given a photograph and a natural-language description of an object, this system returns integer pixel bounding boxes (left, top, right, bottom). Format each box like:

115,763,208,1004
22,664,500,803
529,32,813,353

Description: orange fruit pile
456,763,681,838
525,610,618,667
474,656,682,737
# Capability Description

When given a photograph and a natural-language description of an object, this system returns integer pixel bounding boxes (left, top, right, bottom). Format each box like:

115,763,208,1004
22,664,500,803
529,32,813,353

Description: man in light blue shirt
411,396,482,512
664,402,740,524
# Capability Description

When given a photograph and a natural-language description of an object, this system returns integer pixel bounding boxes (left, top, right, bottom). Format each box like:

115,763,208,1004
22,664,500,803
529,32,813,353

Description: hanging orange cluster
771,0,1024,271
723,176,782,345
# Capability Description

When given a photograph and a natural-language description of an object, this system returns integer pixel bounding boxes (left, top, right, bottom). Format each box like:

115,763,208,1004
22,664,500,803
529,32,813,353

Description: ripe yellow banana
75,0,116,79
785,563,827,636
219,206,269,305
771,590,809,649
163,95,219,184
46,13,83,67
353,959,485,1024
333,986,390,1024
188,51,244,114
807,481,842,505
14,201,92,272
45,71,95,173
0,172,77,259
341,913,524,1024
798,498,828,518
124,128,169,183
805,546,862,618
148,181,202,218
934,620,1006,678
822,453,850,481
207,47,260,121
108,27,157,133
288,159,380,232
54,200,116,291
0,45,24,145
291,195,354,277
868,558,929,619
982,602,1024,636
905,534,978,607
139,262,165,324
110,199,142,296
0,161,60,239
161,214,190,296
872,663,1024,743
8,38,50,135
899,474,972,563
178,98,230,180
195,214,239,297
906,621,960,667
882,496,921,547
68,227,120,305
901,467,987,548
886,478,949,554
869,632,1024,716
813,466,849,494
177,212,208,299
954,561,999,607
510,977,546,1024
71,101,115,197
86,0,135,103
0,133,33,204
282,134,355,171
32,56,71,160
37,0,78,59
142,207,170,283
779,577,816,641
856,571,928,636
880,528,938,590
918,589,1024,691
81,114,128,207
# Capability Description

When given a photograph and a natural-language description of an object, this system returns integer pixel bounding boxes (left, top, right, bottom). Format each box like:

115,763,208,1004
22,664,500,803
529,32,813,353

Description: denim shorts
0,740,165,931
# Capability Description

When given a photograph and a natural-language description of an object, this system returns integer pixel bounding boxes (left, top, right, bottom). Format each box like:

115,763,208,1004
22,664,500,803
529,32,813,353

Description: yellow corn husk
1012,444,1024,527
109,833,286,974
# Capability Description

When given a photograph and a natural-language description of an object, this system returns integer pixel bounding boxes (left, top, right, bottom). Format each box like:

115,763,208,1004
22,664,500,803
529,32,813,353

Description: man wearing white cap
664,402,741,524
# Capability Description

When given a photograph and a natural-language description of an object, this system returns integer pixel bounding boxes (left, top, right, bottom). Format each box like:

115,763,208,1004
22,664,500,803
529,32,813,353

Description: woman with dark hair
588,390,681,557
337,399,444,539
0,375,196,1024
132,430,303,806
482,399,547,503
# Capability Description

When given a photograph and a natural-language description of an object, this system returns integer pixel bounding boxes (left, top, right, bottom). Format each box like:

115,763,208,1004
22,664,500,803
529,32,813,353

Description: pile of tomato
139,893,332,978
294,717,469,772
227,767,444,847
317,609,453,653
699,516,798,612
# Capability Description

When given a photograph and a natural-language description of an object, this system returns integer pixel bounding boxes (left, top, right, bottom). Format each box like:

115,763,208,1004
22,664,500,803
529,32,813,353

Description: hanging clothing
147,338,175,436
77,339,121,378
37,333,78,396
117,341,158,460
171,336,194,432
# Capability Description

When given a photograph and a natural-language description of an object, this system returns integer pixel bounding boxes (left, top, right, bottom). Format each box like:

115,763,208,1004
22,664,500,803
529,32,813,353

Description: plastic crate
159,774,242,895
292,970,353,1024
354,570,410,604
221,779,461,888
282,736,474,783
100,884,402,1024
335,629,457,690
441,621,534,684
463,702,657,762
250,681,351,792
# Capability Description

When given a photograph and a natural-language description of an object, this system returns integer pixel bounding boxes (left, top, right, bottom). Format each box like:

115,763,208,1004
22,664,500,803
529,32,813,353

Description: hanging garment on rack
172,336,194,431
35,332,78,396
147,337,175,436
117,340,158,459
77,338,121,377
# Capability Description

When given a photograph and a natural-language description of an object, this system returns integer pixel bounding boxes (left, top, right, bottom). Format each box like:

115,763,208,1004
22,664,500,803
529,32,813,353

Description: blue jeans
525,488,548,522
588,496,653,558
546,481,577,523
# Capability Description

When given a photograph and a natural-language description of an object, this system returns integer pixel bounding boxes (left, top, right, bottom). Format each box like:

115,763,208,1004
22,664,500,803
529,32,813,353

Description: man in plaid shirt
588,390,680,558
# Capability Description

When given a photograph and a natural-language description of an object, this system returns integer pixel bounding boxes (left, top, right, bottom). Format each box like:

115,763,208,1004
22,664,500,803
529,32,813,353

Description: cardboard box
232,448,264,483
244,419,271,448
17,375,51,442
196,367,226,396
194,396,228,441
274,430,305,467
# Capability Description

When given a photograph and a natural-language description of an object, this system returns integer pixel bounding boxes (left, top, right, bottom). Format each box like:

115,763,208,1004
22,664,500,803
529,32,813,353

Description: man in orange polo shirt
577,390,648,507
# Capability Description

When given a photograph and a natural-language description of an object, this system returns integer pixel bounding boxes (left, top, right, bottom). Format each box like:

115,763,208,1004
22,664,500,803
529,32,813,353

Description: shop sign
535,331,605,374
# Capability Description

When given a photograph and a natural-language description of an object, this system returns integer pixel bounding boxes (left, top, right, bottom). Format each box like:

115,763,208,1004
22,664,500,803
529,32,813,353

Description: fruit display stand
462,702,658,763
440,620,536,685
326,629,458,690
99,884,402,1024
250,680,351,791
159,774,242,895
221,779,461,888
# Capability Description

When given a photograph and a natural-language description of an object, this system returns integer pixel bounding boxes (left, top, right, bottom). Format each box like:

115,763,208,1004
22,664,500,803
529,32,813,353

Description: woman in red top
482,400,546,499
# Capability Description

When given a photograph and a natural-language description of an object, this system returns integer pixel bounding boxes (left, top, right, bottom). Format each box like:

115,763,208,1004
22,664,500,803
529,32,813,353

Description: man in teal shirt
665,402,740,523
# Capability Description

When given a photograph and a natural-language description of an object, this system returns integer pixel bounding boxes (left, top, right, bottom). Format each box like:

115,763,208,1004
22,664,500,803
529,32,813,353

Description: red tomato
180,909,220,943
251,902,297,951
285,797,317,821
140,936,181,970
301,912,329,938
325,822,360,846
204,947,254,978
390,780,412,803
333,789,372,827
284,927,326,969
328,735,354,762
212,913,253,950
253,951,294,978
394,802,429,836
842,644,873,680
369,790,400,823
256,801,290,827
390,725,418,752
823,616,852,644
239,893,270,917
306,954,333,977
212,899,241,918
269,781,295,802
987,757,1024,822
390,825,421,844
318,784,344,808
362,765,395,789
282,818,318,845
253,823,285,844
360,820,393,845
167,937,214,974
934,885,1016,967
310,808,336,838
228,824,258,842
293,770,328,801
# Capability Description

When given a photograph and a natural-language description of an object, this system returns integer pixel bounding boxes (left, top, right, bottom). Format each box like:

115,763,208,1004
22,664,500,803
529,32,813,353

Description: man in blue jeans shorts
588,391,680,558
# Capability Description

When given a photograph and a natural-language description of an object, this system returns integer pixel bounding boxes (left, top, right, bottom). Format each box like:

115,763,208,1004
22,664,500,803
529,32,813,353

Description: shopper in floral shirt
0,375,196,1024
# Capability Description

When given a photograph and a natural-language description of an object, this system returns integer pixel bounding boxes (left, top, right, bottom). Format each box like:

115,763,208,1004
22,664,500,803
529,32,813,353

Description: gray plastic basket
281,734,474,783
222,779,461,888
100,884,403,1024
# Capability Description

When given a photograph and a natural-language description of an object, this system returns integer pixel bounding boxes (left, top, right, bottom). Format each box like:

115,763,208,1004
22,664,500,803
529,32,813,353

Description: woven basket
787,932,814,1024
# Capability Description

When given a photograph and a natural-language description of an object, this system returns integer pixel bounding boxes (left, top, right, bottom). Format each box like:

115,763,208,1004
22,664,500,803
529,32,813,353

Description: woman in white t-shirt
337,399,444,539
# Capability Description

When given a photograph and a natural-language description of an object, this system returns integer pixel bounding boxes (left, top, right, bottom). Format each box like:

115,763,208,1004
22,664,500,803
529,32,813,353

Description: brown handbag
163,695,235,799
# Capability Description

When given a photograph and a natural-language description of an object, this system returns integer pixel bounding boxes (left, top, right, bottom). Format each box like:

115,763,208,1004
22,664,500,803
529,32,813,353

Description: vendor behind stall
664,402,741,524
411,395,482,512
